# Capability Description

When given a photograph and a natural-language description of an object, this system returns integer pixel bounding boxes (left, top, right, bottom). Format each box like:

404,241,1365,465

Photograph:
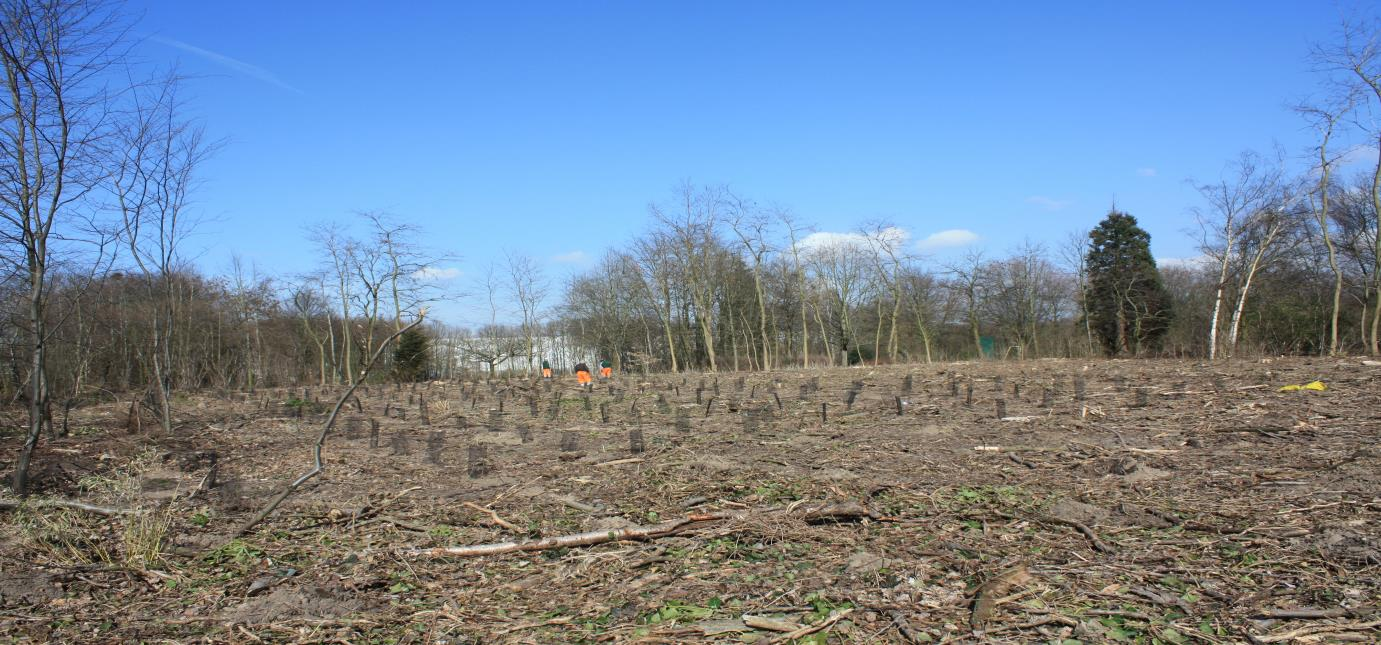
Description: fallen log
400,501,881,558
0,497,133,516
401,511,740,557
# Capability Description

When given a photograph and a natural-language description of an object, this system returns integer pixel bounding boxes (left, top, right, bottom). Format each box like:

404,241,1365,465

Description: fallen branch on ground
462,501,521,532
401,511,738,557
765,608,854,644
1251,619,1381,643
0,497,133,516
399,501,879,558
345,486,423,528
1037,514,1114,553
743,614,802,633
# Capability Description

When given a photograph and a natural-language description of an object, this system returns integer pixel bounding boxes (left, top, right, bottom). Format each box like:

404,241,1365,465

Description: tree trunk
13,255,48,496
1208,251,1230,360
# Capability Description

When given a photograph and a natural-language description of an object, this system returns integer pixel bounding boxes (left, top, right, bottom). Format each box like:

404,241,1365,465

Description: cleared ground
2,357,1379,643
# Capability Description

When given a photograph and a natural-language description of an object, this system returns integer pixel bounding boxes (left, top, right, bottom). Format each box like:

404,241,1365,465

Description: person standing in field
599,358,612,379
574,362,592,386
542,359,552,379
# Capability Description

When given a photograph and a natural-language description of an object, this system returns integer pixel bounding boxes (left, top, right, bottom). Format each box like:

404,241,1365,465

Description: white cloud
413,266,462,280
798,227,912,256
799,231,869,251
1338,144,1378,167
1026,195,1071,211
1136,167,1158,177
916,229,979,251
1156,255,1211,270
151,36,304,95
552,250,589,263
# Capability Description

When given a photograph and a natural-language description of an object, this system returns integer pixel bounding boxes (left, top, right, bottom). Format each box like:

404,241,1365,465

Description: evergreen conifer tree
1085,210,1173,355
393,328,431,381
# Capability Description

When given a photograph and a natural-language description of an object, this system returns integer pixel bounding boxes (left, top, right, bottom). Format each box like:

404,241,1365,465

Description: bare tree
777,208,812,367
805,233,870,364
114,72,212,433
360,211,440,332
724,191,775,370
310,224,356,384
1057,229,1095,355
1315,15,1381,353
859,222,915,363
632,232,680,372
505,250,548,375
1298,95,1356,355
651,183,723,371
290,274,334,386
2,0,125,495
1193,150,1287,359
946,250,988,358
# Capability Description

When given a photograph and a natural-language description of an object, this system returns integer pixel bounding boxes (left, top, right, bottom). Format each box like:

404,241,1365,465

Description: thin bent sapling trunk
223,312,427,544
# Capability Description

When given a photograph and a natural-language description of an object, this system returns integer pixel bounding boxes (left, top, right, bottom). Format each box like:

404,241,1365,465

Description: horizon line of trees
2,2,1379,494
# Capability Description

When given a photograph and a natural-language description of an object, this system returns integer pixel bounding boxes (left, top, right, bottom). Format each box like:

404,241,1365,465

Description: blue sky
129,1,1371,325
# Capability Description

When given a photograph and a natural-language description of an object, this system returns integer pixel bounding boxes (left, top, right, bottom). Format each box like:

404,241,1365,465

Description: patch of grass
937,484,1033,511
204,538,264,566
11,507,115,565
804,591,854,622
639,600,717,625
122,504,174,568
427,525,454,537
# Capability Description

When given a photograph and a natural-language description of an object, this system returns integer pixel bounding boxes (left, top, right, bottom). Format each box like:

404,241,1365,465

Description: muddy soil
1,357,1378,643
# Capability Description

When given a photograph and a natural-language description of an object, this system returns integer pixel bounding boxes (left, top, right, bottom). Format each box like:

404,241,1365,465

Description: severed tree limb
1253,607,1373,620
1251,619,1381,643
402,511,741,557
1032,513,1113,553
0,497,133,516
400,501,878,558
765,608,855,644
743,615,803,633
220,313,427,546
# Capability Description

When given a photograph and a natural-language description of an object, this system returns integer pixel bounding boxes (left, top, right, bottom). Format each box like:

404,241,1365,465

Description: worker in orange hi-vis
574,362,592,386
541,359,552,379
599,358,612,379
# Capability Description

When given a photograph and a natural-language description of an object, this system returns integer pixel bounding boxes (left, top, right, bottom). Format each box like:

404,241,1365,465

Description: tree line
2,3,1378,489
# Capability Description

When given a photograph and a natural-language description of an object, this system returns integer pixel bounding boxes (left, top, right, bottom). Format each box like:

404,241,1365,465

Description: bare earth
2,357,1379,643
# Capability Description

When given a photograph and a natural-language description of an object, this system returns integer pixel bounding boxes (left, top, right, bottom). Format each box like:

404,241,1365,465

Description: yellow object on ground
1278,380,1326,392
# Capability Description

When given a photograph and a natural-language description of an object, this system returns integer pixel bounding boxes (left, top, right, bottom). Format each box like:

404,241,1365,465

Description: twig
347,486,423,527
184,462,219,501
375,516,427,533
765,608,854,644
1253,607,1372,620
982,613,1080,635
1251,619,1381,643
550,494,602,514
1037,514,1114,553
462,501,520,532
595,457,644,467
743,615,802,633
